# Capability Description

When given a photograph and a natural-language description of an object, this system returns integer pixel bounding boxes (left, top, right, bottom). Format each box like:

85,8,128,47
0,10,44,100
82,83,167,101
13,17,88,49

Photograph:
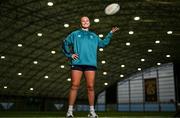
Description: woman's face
81,17,90,29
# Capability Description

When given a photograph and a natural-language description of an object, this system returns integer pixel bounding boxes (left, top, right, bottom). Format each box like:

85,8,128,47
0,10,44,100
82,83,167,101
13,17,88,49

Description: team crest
90,35,93,38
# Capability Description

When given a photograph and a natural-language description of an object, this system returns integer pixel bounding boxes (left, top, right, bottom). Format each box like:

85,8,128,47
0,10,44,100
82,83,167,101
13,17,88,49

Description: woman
62,16,119,118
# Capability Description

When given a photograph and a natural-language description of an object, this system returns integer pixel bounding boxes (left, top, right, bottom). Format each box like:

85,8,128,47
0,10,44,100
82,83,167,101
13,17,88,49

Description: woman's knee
71,84,79,90
87,85,94,91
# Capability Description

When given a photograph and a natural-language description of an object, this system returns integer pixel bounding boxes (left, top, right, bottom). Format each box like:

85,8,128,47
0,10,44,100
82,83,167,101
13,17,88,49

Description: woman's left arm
98,27,119,48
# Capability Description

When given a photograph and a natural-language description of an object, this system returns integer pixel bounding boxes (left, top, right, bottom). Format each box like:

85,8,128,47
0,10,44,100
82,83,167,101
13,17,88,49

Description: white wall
117,63,176,111
117,63,175,103
96,63,176,111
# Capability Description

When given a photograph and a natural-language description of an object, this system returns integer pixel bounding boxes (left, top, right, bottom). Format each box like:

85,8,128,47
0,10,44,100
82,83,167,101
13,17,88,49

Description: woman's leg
84,70,98,117
84,70,96,106
69,70,83,105
67,70,83,117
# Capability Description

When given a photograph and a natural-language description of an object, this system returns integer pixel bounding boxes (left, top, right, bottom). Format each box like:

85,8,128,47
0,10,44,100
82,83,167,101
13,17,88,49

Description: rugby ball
105,3,120,15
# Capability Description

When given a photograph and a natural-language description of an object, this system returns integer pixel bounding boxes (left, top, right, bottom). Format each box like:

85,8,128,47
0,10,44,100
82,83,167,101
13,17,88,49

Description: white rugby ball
105,3,120,15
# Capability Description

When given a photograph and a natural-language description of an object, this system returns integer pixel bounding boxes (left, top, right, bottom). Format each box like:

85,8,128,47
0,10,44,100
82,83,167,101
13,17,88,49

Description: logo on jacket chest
90,35,93,39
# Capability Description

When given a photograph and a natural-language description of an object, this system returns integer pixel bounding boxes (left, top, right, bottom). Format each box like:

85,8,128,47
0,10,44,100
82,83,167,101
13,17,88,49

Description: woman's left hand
111,27,119,33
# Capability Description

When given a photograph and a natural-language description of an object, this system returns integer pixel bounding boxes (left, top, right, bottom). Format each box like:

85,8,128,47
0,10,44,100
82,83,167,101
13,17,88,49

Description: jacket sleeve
62,33,74,58
98,32,113,48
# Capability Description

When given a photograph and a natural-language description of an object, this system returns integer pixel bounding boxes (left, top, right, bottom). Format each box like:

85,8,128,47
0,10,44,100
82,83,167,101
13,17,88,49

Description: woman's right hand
71,54,79,60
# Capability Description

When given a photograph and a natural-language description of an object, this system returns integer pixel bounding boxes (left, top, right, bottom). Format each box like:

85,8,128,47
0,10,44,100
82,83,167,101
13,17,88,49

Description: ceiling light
138,68,141,71
120,74,124,78
167,31,173,34
157,63,161,66
51,50,56,54
67,78,71,81
18,73,22,76
33,61,38,64
103,72,107,75
44,75,49,79
47,1,53,6
104,83,108,86
101,60,106,64
1,56,5,59
30,88,34,91
148,49,152,52
37,33,42,37
121,65,125,68
99,48,103,51
94,18,100,23
129,31,134,35
99,34,103,38
60,65,65,68
64,24,69,28
126,42,130,46
18,44,22,47
166,54,171,58
134,16,140,21
4,86,7,89
155,40,160,44
141,58,145,62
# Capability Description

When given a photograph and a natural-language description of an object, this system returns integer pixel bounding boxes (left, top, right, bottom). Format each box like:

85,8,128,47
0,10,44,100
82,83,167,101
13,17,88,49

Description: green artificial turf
0,111,176,117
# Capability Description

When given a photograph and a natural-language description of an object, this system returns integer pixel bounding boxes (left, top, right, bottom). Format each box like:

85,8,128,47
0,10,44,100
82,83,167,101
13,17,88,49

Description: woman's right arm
62,33,73,59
